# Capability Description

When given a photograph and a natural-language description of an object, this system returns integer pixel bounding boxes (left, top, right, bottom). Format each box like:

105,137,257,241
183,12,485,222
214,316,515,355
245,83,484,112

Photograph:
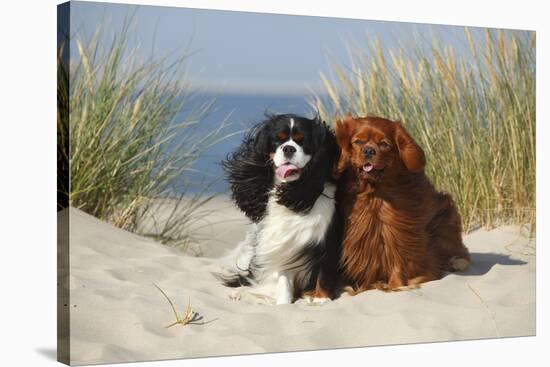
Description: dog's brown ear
333,114,355,178
334,114,354,147
394,122,425,173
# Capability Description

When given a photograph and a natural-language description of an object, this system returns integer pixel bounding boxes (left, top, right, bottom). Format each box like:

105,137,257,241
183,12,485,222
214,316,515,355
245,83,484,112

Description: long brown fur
335,115,470,292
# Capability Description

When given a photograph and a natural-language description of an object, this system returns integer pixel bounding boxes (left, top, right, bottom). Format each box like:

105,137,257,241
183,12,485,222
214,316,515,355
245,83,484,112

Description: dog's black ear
276,117,338,213
222,120,274,222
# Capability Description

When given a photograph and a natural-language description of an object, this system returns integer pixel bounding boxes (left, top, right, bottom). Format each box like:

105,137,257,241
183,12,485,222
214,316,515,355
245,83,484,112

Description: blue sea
175,92,319,193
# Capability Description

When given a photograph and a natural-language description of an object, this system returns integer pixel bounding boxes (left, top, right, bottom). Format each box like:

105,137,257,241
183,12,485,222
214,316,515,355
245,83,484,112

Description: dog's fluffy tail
213,225,257,287
213,272,252,287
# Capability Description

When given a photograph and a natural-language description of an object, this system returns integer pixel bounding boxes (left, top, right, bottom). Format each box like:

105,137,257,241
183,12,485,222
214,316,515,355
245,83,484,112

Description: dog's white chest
255,183,336,269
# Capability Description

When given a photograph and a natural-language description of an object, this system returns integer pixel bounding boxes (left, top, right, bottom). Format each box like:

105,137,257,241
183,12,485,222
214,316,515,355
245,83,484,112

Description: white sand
63,197,535,365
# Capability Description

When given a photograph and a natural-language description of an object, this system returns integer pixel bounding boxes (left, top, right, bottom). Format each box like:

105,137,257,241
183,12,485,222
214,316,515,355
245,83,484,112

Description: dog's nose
283,145,296,157
364,146,376,158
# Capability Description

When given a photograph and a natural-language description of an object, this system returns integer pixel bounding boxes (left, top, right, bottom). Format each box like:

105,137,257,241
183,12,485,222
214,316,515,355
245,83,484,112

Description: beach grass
313,29,535,232
58,20,230,249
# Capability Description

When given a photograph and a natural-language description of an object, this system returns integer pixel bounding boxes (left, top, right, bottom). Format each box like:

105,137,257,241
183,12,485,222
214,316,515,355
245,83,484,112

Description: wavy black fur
215,272,253,288
221,119,275,222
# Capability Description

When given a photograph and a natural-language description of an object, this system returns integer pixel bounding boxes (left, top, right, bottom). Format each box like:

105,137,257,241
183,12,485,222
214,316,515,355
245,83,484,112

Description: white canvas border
0,1,545,366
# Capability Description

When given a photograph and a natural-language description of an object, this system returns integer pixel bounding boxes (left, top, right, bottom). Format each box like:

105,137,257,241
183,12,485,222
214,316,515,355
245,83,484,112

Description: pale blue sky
68,1,524,95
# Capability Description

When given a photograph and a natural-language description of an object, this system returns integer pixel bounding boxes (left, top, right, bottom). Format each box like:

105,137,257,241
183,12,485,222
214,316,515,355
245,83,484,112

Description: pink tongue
276,164,299,179
363,163,374,172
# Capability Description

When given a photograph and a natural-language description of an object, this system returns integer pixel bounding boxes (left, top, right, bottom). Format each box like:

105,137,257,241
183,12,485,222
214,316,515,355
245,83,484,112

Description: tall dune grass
313,29,535,232
58,22,230,249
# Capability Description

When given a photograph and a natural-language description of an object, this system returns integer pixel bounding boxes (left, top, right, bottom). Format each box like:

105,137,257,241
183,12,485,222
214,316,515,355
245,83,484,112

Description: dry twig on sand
152,282,217,328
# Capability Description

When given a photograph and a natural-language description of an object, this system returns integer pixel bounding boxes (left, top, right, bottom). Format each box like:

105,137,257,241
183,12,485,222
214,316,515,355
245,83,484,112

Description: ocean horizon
174,91,322,194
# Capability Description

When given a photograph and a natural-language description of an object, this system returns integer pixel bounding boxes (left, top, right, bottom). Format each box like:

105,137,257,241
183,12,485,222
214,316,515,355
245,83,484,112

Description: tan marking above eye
292,132,304,143
276,131,287,141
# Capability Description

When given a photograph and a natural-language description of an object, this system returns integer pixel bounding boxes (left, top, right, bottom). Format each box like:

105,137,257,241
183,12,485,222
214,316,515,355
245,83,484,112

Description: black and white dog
218,114,341,304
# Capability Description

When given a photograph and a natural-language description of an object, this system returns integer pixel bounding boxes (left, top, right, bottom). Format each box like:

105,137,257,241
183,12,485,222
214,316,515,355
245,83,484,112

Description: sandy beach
62,197,535,365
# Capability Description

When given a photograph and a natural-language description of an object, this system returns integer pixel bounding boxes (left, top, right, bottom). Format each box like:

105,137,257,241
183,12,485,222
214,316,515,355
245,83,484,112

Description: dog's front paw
229,288,244,301
275,293,293,305
373,281,391,291
297,295,330,306
373,281,418,292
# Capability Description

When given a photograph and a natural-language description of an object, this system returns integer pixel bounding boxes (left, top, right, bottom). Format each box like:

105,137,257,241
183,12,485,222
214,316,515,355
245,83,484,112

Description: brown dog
335,115,470,292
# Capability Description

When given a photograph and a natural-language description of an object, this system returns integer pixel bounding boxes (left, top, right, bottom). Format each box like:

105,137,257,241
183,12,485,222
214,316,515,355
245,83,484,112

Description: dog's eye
353,140,366,146
379,140,391,149
292,132,304,143
276,131,288,141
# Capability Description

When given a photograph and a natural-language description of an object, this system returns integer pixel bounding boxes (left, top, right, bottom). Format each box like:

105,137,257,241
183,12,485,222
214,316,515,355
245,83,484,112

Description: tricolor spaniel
218,114,341,304
334,115,470,293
